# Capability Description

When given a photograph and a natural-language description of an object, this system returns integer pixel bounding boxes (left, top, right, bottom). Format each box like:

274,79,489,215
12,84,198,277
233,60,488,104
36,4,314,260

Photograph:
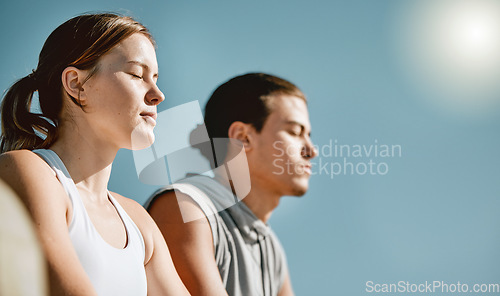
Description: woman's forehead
98,34,158,70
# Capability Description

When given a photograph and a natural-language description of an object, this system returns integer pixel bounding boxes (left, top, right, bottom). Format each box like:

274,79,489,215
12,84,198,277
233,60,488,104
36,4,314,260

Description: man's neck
241,188,281,223
213,172,281,223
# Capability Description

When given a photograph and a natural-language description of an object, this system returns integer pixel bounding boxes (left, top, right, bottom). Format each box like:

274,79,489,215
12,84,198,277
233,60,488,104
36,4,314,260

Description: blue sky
1,0,500,294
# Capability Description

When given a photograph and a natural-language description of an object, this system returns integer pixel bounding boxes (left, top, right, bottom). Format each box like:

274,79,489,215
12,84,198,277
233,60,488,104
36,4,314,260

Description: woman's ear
227,121,254,151
61,66,87,106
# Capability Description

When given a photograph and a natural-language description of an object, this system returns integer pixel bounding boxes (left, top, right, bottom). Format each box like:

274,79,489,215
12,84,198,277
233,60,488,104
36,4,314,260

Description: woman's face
78,33,164,150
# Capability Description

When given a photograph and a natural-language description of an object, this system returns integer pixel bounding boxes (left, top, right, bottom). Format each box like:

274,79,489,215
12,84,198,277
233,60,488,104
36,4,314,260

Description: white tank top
34,149,147,296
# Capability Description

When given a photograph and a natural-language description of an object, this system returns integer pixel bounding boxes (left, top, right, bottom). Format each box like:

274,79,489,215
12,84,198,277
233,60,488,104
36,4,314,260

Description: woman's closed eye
128,72,143,80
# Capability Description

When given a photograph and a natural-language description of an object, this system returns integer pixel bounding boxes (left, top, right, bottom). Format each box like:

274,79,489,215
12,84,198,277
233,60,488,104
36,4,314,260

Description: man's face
247,95,317,197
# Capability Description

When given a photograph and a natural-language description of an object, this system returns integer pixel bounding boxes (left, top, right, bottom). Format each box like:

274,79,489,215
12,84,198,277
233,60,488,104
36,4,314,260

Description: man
147,73,317,296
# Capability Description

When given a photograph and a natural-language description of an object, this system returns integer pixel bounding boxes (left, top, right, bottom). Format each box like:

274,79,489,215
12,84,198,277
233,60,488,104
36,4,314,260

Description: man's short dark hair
204,73,306,139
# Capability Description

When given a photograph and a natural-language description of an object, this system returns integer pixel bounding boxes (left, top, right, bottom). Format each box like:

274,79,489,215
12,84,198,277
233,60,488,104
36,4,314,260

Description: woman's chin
129,129,155,150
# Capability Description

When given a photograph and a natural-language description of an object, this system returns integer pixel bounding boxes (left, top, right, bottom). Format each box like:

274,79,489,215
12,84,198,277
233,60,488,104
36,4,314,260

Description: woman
0,13,190,295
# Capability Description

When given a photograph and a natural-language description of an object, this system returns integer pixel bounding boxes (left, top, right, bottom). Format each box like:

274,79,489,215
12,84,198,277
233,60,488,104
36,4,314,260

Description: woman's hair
0,13,154,153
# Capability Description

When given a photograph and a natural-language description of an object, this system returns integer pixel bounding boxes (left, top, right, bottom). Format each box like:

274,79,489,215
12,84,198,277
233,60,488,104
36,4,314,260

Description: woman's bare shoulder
111,192,146,214
110,192,163,263
0,149,68,208
110,192,155,230
0,149,58,185
0,149,53,172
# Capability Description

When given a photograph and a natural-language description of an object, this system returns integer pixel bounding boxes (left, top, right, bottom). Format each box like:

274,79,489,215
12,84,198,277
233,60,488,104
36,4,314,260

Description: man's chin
289,182,308,197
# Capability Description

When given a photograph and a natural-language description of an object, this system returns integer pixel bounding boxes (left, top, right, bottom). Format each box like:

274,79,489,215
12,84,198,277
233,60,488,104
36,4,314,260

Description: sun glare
442,3,500,67
397,0,500,117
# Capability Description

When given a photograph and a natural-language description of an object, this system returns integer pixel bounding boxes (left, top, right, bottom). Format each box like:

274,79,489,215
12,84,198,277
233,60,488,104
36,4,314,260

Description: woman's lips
141,112,157,126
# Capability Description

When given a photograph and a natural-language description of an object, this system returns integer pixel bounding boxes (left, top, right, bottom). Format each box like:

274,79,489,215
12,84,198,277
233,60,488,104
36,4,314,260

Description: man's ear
61,66,87,105
227,121,254,151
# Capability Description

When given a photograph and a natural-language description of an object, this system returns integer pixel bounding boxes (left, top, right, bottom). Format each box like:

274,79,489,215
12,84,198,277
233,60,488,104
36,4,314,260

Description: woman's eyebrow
127,60,149,69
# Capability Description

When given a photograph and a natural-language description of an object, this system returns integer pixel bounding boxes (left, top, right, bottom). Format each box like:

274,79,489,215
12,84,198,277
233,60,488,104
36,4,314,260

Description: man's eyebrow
126,60,159,77
285,120,304,127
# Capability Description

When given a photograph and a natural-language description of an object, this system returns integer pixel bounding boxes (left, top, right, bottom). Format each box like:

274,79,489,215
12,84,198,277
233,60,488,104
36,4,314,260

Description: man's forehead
267,95,310,127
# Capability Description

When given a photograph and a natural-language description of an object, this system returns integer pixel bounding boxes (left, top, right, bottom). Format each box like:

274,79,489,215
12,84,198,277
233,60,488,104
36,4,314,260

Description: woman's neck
49,123,118,202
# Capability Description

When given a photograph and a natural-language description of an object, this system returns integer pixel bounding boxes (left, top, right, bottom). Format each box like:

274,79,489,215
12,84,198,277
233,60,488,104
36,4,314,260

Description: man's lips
300,164,312,175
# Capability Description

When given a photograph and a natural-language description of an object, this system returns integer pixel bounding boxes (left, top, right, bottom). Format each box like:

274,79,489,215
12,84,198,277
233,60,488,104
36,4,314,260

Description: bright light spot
395,0,500,118
457,18,496,54
440,2,500,68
